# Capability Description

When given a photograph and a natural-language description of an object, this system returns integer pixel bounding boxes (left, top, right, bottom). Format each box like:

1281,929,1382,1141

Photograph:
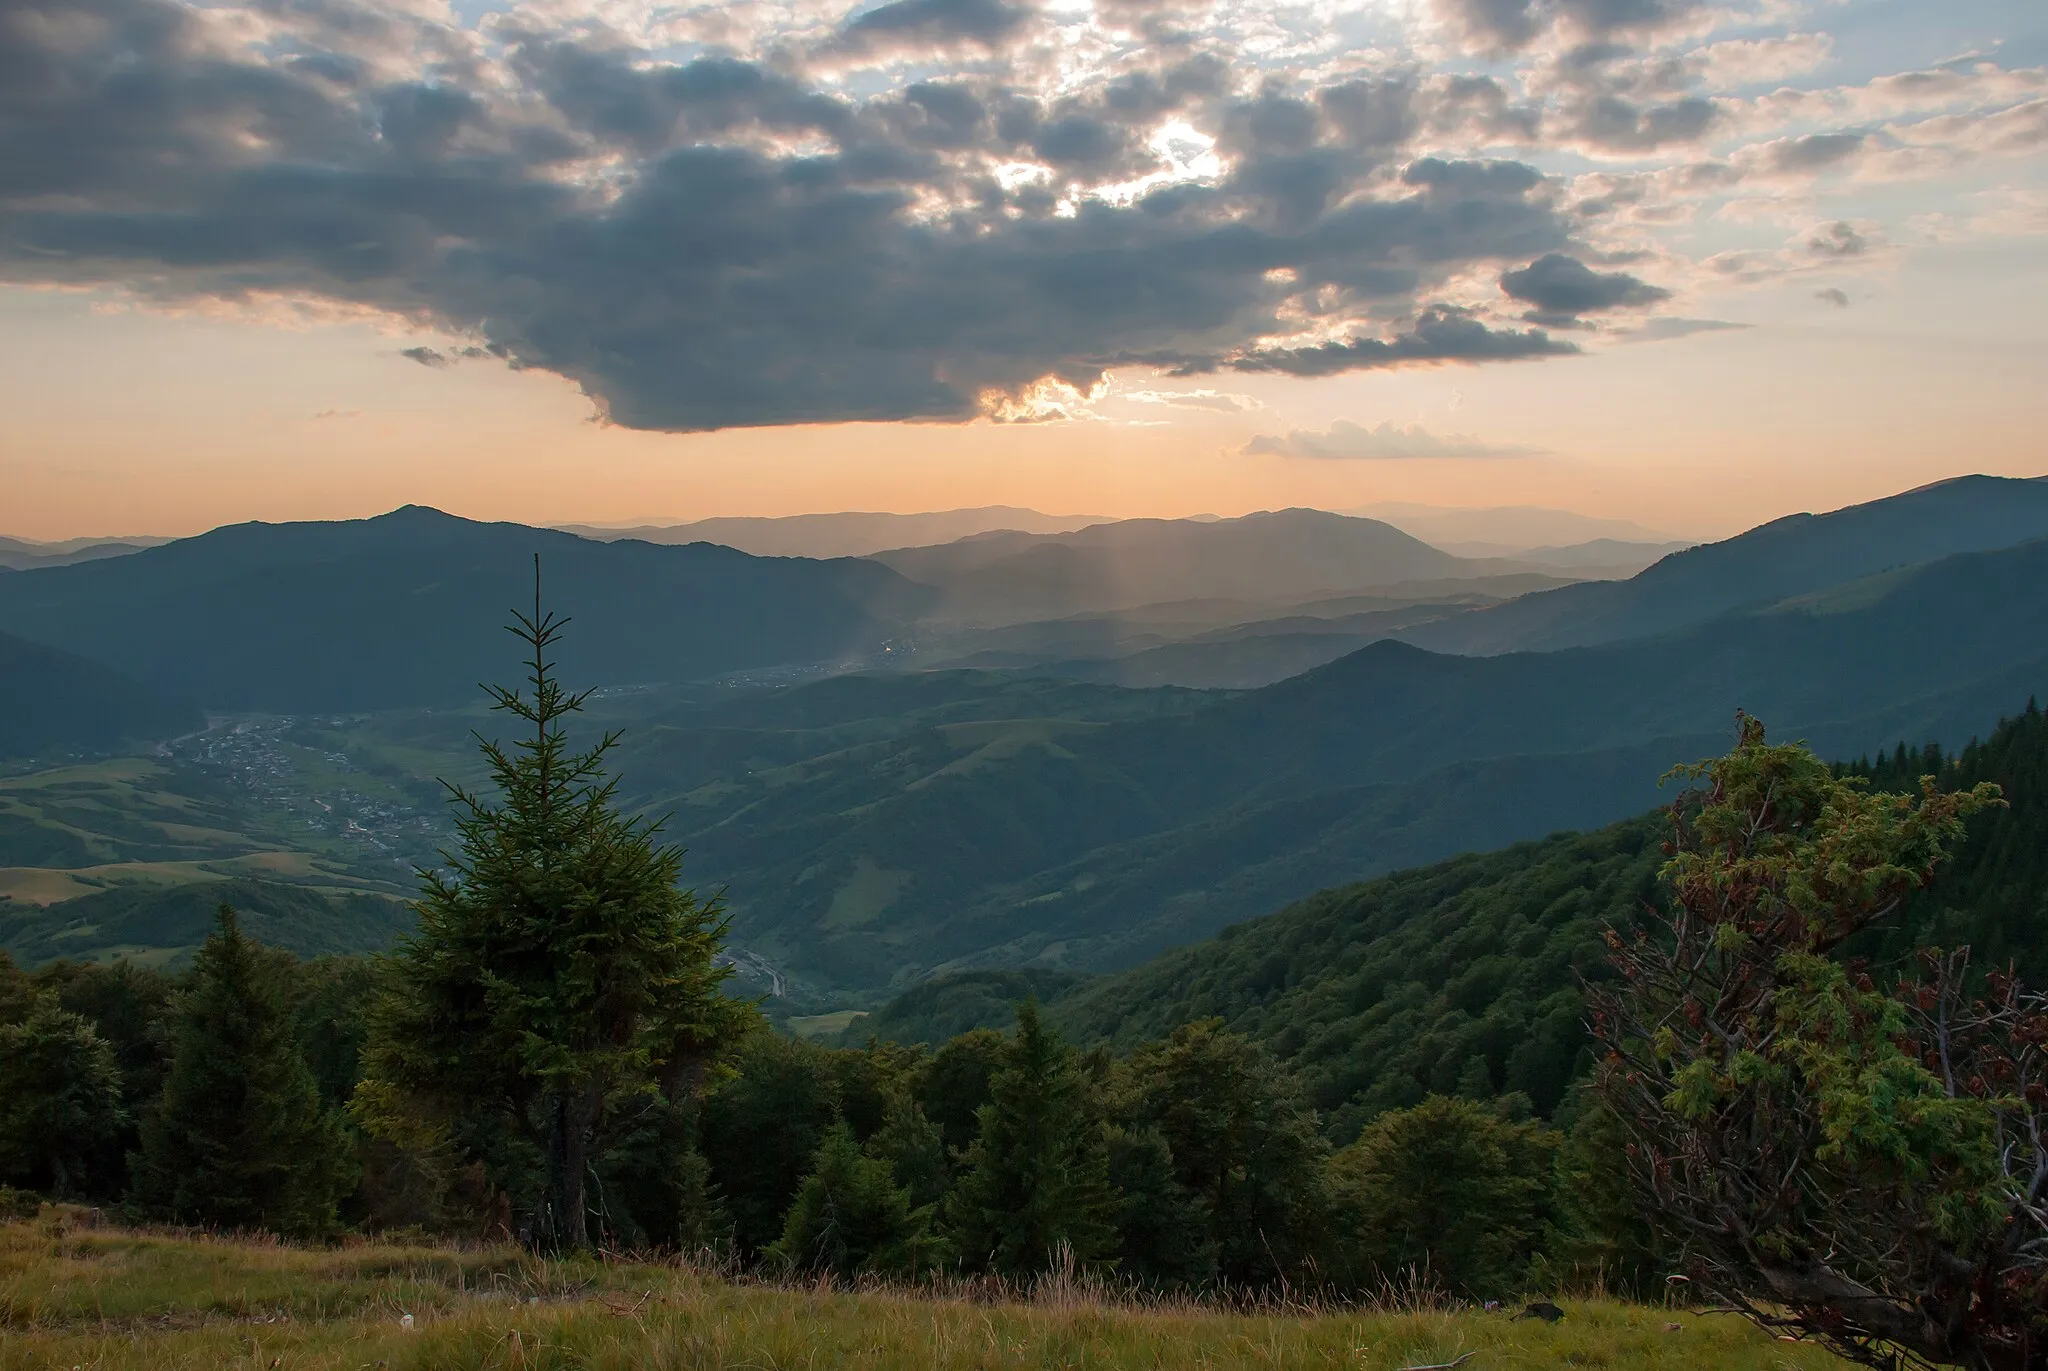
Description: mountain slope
1401,474,2048,656
870,510,1486,624
0,631,202,758
1047,698,2048,1142
562,508,1110,559
0,507,935,711
635,536,2048,999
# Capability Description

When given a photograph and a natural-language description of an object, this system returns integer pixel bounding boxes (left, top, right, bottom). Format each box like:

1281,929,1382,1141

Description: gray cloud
1498,253,1669,326
0,0,1607,430
1244,419,1543,458
1814,287,1851,307
838,0,1038,51
1620,316,1748,342
1203,306,1578,377
1807,221,1871,257
1436,0,1703,54
400,347,450,368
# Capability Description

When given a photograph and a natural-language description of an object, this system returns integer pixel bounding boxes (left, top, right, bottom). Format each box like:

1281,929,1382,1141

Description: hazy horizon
3,0,2043,541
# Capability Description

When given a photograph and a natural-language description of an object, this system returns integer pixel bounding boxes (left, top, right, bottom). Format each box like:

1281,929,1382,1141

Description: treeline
0,928,1649,1300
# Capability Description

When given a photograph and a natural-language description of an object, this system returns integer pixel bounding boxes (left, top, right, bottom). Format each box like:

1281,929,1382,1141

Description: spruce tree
945,1000,1114,1276
0,995,126,1199
357,567,750,1250
767,1121,944,1277
133,906,350,1234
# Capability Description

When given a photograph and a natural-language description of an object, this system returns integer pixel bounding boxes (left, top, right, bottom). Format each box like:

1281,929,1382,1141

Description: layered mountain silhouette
1400,475,2048,655
562,507,1111,559
871,509,1506,624
0,507,933,711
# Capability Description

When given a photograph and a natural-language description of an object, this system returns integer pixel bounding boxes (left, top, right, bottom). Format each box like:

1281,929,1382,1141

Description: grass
0,1218,1851,1371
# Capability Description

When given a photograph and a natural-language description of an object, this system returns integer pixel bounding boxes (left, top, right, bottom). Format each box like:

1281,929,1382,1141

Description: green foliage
1543,1102,1667,1296
1108,1021,1330,1288
1102,1122,1216,1289
357,587,750,1250
865,1095,949,1210
0,994,126,1197
698,1031,848,1255
915,1028,1006,1157
1595,716,2013,1369
1057,820,1663,1138
766,1122,945,1278
946,1002,1115,1276
839,970,1087,1047
133,906,351,1235
1329,1095,1559,1301
1848,701,2048,979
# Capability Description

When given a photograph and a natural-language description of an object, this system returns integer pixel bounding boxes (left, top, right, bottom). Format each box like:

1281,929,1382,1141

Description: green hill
629,536,2048,1000
1038,700,2048,1143
0,876,411,966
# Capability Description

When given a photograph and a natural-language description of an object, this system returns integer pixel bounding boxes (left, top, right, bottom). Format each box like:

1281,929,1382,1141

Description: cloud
1244,420,1545,458
1201,307,1580,378
1805,220,1871,257
1619,316,1749,342
1498,253,1669,326
311,408,364,419
1814,287,1850,307
1435,0,1706,55
1116,388,1262,410
0,0,1619,432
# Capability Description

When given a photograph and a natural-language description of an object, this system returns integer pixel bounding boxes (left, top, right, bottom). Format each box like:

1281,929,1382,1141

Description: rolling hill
615,534,2048,1001
561,507,1111,559
868,510,1495,624
1401,474,2048,656
0,631,202,758
0,507,935,711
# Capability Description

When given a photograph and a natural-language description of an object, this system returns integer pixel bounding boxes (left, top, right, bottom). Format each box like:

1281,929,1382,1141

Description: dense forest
6,692,2045,1318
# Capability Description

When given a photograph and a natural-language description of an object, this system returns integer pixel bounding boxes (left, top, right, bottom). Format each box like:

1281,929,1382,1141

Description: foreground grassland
0,1220,1848,1371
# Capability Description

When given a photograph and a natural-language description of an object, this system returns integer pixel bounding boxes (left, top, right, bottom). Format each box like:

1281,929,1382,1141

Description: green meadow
0,1217,1845,1371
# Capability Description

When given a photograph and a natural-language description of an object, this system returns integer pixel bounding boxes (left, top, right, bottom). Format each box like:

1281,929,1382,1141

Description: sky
1,0,2044,540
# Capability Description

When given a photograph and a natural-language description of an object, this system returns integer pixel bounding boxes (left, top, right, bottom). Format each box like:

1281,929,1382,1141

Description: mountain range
560,507,1111,559
2,473,2046,1009
0,507,933,712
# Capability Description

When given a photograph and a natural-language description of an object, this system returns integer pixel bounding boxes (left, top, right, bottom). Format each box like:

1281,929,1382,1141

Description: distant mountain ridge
1400,475,2048,656
870,509,1519,624
561,507,1113,559
0,506,934,711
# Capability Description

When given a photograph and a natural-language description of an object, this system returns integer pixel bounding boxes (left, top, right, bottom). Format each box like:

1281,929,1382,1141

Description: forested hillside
0,631,200,758
1035,700,2048,1141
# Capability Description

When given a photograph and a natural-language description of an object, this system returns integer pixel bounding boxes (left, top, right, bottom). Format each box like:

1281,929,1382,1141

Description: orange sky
7,242,2044,543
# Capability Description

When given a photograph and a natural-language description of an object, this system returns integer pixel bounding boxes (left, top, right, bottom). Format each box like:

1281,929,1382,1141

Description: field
0,1218,1849,1371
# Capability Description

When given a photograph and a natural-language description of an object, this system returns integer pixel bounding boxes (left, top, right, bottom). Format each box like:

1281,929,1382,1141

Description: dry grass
0,1217,1851,1371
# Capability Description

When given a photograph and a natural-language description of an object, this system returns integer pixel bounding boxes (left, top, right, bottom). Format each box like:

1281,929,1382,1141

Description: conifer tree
357,566,750,1251
133,906,350,1234
767,1121,944,1277
945,1000,1114,1276
0,995,125,1198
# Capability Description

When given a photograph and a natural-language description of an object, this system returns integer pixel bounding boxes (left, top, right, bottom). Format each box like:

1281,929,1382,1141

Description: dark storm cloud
1437,0,1703,52
0,0,1606,431
836,0,1038,52
1498,252,1669,326
1199,306,1578,377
